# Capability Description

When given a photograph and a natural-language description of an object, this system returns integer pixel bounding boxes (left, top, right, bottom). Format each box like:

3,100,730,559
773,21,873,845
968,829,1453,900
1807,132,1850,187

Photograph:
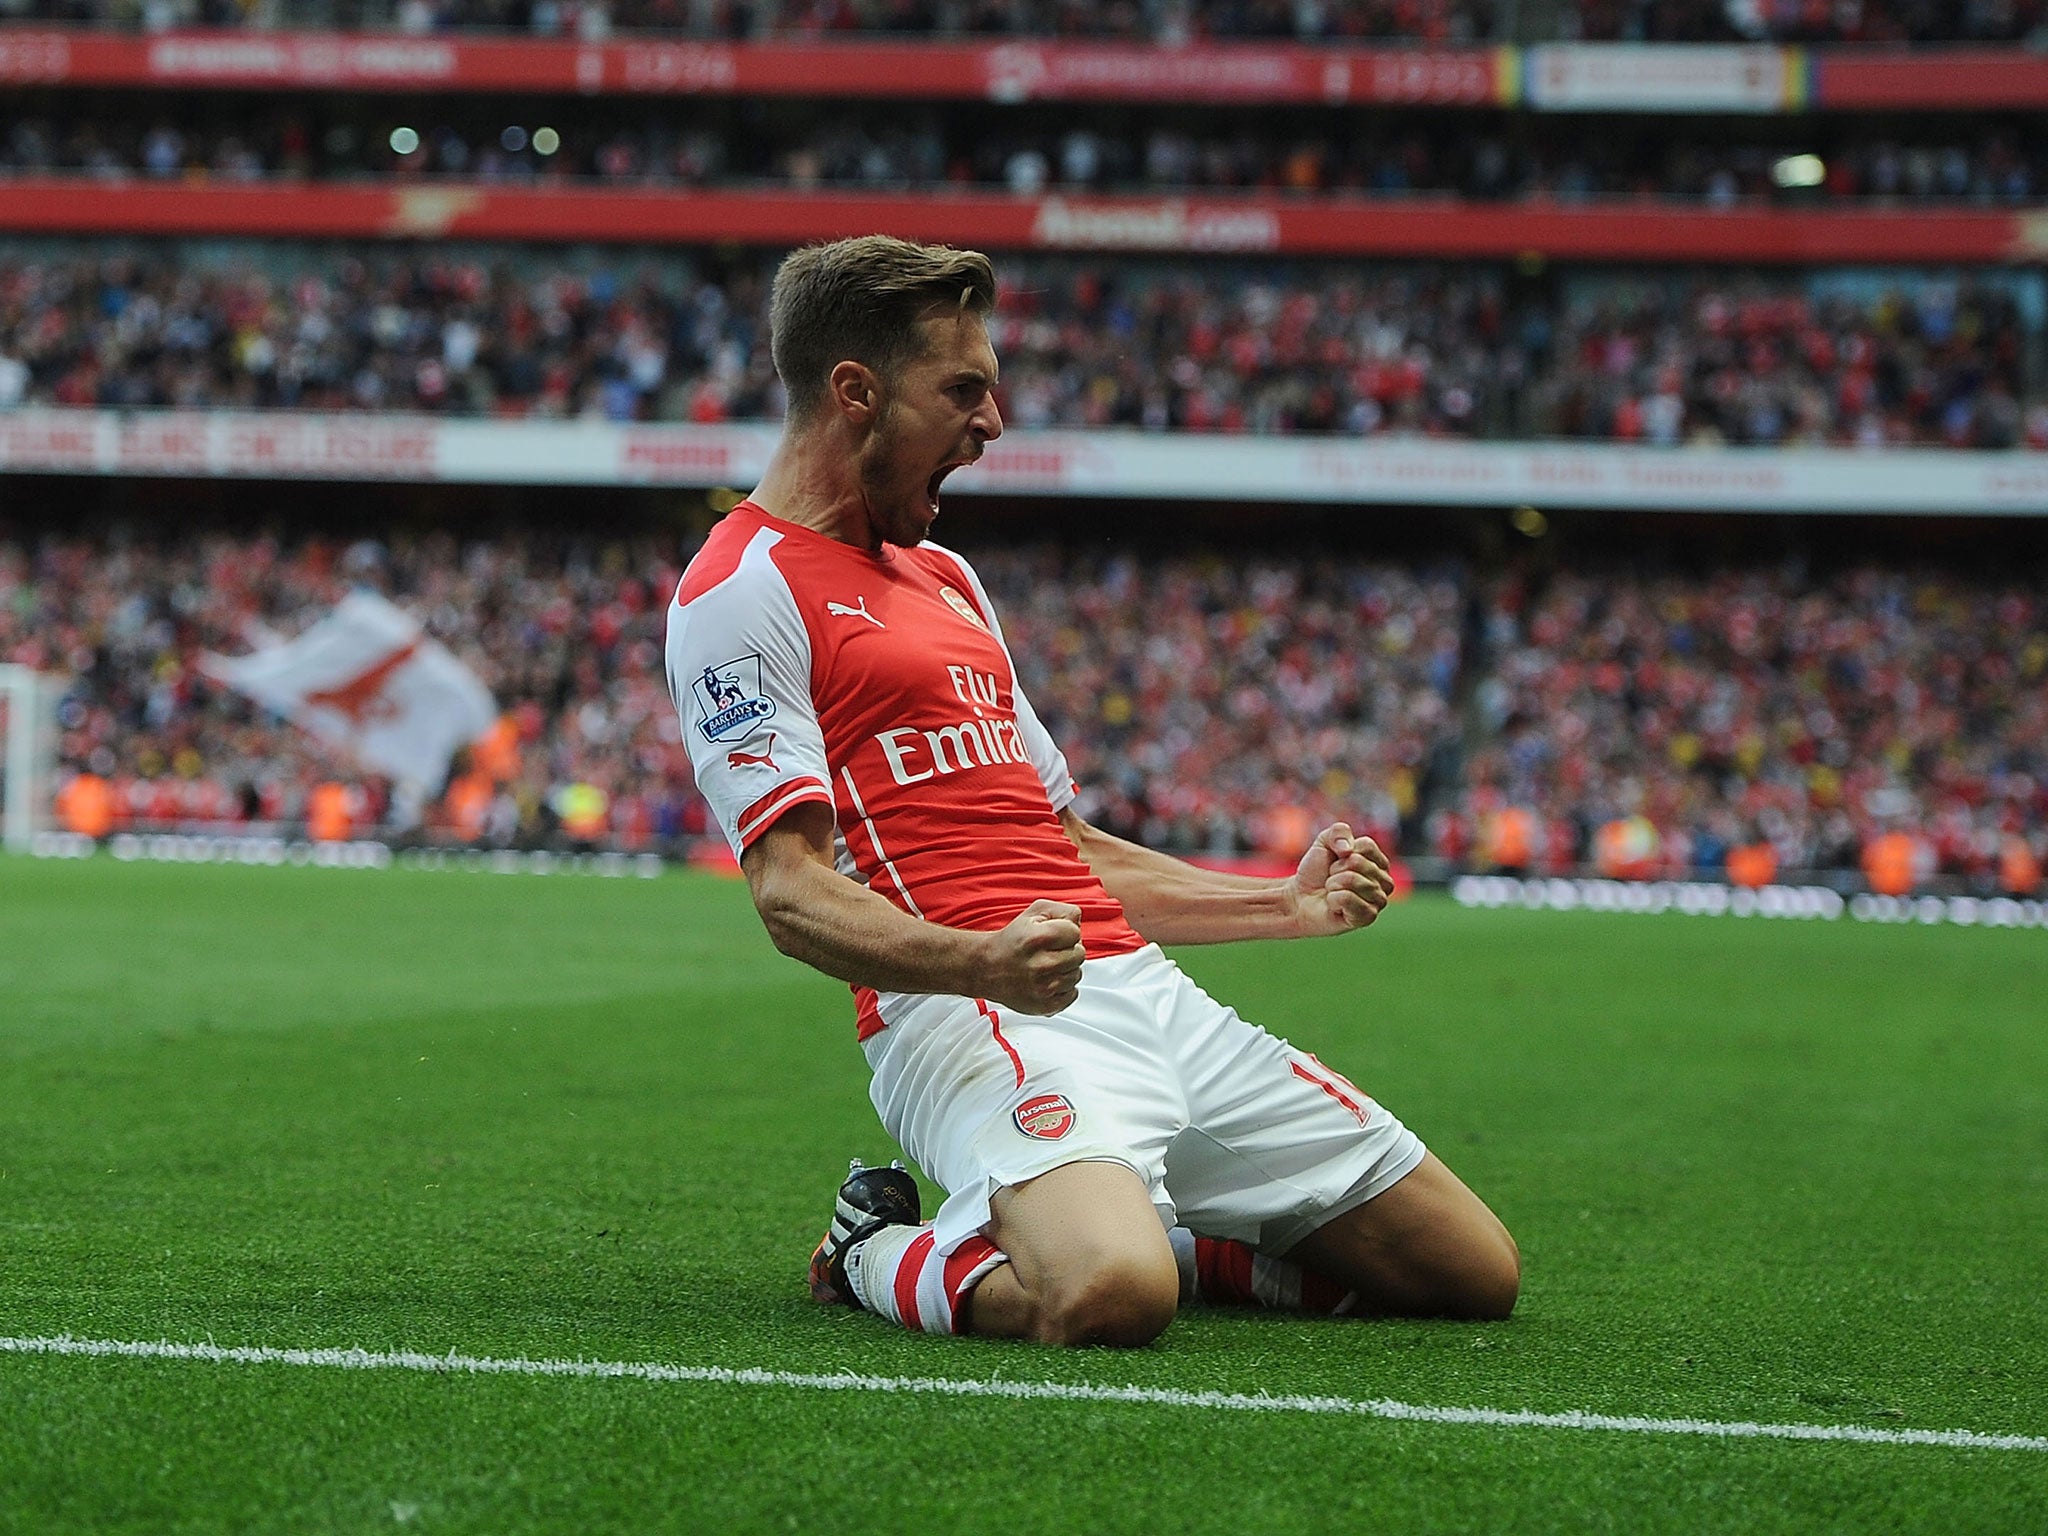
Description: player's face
857,310,1003,548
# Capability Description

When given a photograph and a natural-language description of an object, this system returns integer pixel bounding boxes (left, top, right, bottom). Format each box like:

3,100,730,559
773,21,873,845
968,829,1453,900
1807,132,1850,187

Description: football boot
807,1158,922,1307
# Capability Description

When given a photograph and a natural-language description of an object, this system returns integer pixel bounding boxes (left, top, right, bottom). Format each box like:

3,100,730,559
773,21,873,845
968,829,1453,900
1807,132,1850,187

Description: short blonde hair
769,236,997,420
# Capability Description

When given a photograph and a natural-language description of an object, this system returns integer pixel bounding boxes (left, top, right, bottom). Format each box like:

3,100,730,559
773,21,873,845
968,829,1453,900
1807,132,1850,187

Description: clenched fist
1291,823,1394,936
980,898,1085,1015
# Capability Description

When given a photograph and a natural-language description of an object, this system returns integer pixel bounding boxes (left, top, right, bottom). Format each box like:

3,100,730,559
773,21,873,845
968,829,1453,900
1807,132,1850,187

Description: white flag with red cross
202,589,496,790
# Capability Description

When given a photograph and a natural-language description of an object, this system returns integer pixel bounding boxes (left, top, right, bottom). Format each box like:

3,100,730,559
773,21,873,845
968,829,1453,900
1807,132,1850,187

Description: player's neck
752,431,881,552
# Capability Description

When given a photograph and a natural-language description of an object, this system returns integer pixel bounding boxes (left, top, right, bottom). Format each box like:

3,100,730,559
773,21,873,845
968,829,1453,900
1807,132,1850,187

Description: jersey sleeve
665,528,834,857
923,543,1079,815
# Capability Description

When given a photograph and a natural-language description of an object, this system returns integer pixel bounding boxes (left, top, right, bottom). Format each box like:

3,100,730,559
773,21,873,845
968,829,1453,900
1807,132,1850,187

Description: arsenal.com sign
1031,197,1280,252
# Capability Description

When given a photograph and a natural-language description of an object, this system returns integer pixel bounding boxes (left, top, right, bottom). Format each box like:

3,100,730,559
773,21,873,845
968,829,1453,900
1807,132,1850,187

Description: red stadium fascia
0,29,1509,105
1816,49,2048,110
3,29,2047,108
2,179,2040,264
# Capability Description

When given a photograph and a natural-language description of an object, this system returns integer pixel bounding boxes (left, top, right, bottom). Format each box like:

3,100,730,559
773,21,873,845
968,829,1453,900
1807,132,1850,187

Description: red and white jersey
666,502,1143,1033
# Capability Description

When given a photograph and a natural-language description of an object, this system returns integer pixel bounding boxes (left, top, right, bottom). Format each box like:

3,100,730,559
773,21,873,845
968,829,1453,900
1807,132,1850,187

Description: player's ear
828,361,879,425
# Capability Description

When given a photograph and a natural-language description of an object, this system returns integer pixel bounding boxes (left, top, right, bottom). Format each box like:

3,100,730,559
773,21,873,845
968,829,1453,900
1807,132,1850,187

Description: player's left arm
931,549,1391,944
1059,807,1394,945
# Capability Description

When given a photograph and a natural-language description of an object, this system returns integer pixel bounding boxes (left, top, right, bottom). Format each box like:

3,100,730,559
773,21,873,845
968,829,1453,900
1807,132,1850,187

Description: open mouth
926,459,972,511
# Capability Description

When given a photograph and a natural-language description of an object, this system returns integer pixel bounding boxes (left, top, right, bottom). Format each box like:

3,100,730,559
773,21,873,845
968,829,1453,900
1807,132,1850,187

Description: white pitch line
2,1333,2043,1454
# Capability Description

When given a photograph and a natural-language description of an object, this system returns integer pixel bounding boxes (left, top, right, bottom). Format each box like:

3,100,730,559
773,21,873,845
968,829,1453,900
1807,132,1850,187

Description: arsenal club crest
939,586,987,630
1012,1092,1075,1141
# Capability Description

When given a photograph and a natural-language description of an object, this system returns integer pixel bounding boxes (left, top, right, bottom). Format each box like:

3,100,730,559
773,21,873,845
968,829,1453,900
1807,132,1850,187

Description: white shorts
862,944,1426,1258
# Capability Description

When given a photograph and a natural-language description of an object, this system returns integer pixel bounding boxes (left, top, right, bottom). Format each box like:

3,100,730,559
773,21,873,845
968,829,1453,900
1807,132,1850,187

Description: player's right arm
742,802,1085,1017
671,523,1081,1015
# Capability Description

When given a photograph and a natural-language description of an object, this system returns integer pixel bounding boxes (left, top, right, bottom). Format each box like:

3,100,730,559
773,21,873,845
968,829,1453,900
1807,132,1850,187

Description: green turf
1,856,2043,1533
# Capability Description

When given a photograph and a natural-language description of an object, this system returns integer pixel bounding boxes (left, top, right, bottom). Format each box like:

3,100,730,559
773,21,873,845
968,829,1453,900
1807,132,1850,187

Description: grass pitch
1,856,2044,1534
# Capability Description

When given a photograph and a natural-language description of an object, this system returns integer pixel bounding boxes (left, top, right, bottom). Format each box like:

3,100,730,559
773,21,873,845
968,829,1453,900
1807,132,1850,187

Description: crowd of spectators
1,248,2041,446
1525,277,2039,448
5,0,2043,41
0,0,1491,42
977,545,1464,853
7,104,2044,208
9,526,2043,894
1444,563,2048,890
1572,0,2046,43
0,249,784,422
4,529,1461,859
10,528,703,849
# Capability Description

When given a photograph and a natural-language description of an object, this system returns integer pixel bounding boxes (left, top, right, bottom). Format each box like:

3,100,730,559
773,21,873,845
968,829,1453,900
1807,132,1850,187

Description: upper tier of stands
6,103,2042,206
4,249,2039,447
5,0,2044,42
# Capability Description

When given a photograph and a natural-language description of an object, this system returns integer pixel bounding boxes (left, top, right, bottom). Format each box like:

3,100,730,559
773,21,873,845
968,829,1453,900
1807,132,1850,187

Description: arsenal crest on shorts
1012,1092,1075,1140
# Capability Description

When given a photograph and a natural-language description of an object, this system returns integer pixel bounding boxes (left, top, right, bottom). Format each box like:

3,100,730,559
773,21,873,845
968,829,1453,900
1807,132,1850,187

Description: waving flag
203,590,496,790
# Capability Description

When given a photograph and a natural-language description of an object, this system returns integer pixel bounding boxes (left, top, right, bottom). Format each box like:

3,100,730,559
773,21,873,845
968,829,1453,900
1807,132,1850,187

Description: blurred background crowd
7,103,2044,208
2,248,2041,448
10,524,2044,895
5,0,2044,41
4,0,2044,901
1451,562,2046,891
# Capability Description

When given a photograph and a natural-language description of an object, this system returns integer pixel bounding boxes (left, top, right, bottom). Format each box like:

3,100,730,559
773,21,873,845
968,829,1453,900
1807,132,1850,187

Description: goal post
0,664,56,853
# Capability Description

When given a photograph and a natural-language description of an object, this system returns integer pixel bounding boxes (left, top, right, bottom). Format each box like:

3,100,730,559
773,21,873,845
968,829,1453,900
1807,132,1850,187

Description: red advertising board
1817,48,2048,108
9,28,2048,107
9,29,2048,106
0,28,1508,104
1,179,2039,263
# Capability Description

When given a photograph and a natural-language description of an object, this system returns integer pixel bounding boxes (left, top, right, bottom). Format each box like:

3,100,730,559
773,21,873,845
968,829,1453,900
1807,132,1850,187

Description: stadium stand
9,523,2045,893
1449,563,2048,884
2,0,2043,896
0,249,2039,446
5,0,2041,40
6,102,2043,206
1,0,1499,40
1571,0,2047,43
10,527,701,851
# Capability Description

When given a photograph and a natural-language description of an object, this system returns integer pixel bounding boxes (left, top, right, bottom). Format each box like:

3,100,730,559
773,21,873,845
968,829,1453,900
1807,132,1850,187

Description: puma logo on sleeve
727,734,780,772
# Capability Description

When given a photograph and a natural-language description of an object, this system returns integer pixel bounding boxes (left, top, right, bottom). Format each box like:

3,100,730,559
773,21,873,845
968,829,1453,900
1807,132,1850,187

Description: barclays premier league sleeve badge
693,653,778,743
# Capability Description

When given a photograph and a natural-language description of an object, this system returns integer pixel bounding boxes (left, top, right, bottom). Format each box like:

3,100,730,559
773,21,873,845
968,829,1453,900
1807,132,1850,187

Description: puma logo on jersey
826,596,884,628
727,733,779,772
